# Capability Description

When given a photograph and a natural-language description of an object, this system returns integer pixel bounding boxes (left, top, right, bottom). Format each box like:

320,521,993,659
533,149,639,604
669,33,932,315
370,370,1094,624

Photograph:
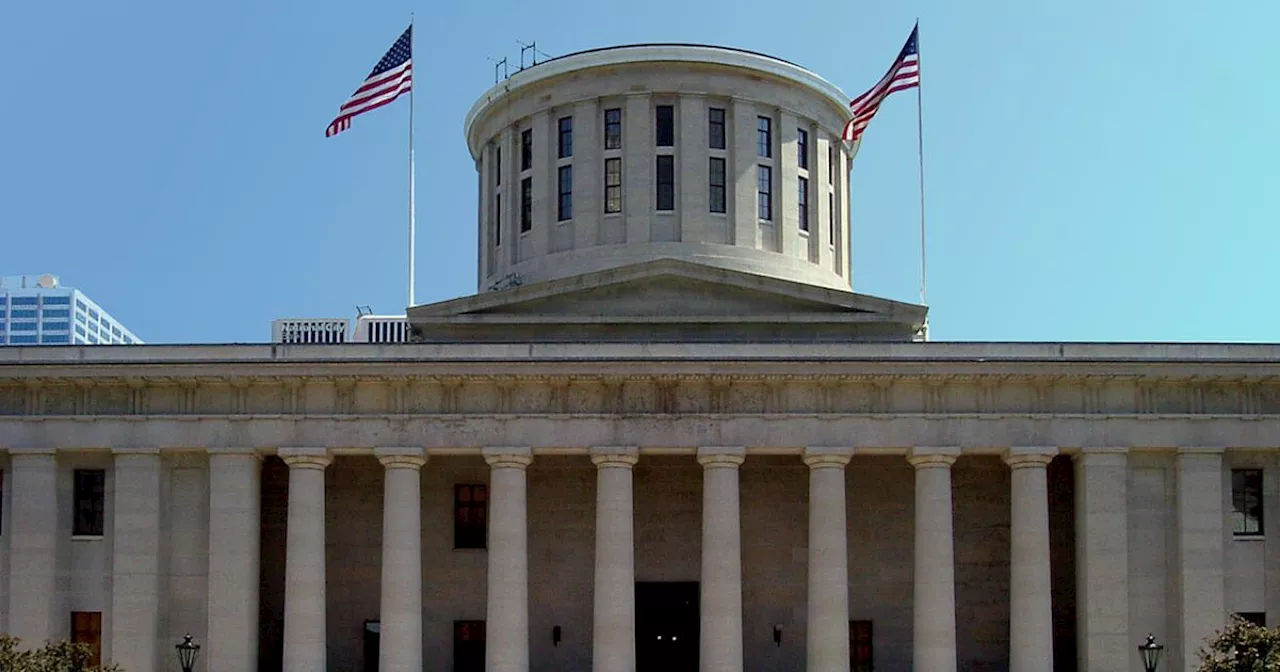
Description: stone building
1,44,1277,672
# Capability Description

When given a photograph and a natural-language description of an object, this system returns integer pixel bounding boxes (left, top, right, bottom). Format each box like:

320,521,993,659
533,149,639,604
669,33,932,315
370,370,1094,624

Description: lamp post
175,634,200,672
1139,634,1164,672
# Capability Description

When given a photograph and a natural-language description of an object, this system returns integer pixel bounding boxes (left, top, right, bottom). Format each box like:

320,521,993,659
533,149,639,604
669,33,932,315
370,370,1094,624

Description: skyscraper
0,274,141,345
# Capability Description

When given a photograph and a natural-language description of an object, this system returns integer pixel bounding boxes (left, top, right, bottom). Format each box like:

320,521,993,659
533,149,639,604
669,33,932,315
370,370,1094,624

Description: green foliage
0,635,121,672
1198,616,1280,672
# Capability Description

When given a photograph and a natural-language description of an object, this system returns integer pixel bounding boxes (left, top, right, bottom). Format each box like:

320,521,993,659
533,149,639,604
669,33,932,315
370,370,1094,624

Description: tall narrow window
71,612,103,668
798,177,809,231
493,193,501,247
655,105,674,147
520,178,532,233
757,116,772,157
454,484,487,549
604,108,622,149
708,107,726,149
557,165,573,221
557,117,573,158
520,129,532,171
604,158,622,213
73,469,105,536
453,621,486,672
828,193,835,243
708,158,726,214
1233,469,1263,536
656,155,675,211
850,621,873,672
494,146,501,185
828,144,836,184
757,165,772,220
797,128,809,169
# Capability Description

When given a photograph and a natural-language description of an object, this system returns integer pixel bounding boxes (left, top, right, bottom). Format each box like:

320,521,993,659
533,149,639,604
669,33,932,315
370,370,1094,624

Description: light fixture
1139,634,1163,672
175,634,200,672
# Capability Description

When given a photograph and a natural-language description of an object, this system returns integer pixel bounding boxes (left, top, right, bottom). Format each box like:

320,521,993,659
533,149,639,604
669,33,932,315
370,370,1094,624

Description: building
0,44,1276,672
0,274,141,346
271,315,409,344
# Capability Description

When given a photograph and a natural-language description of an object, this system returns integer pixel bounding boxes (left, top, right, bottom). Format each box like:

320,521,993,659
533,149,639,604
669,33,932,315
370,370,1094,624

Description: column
111,448,163,672
207,449,262,672
376,447,426,672
1074,448,1129,672
803,446,853,672
7,448,58,645
699,447,746,672
591,446,638,672
908,447,960,672
1004,447,1057,672
1176,448,1225,672
484,447,533,672
279,447,332,672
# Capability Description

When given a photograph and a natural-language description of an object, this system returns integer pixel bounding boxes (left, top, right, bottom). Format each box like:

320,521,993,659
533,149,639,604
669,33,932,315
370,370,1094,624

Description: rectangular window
798,177,809,231
111,326,121,337
557,165,573,221
75,312,86,324
709,158,726,213
520,129,532,171
44,321,71,331
42,309,70,318
557,116,573,158
12,297,37,305
41,334,70,344
493,193,502,247
757,116,772,157
453,620,486,672
495,146,501,185
829,193,836,242
708,107,726,150
757,165,772,220
43,296,71,305
604,158,622,214
1232,469,1263,536
454,484,487,549
10,334,38,344
11,309,36,319
520,178,532,233
798,128,809,169
71,612,103,668
75,299,86,311
850,621,873,672
75,324,86,336
655,105,674,147
74,470,105,536
12,321,36,331
604,108,622,150
656,155,675,211
828,144,836,184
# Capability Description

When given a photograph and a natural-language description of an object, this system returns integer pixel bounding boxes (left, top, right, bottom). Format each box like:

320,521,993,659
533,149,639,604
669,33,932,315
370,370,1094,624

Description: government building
1,44,1276,672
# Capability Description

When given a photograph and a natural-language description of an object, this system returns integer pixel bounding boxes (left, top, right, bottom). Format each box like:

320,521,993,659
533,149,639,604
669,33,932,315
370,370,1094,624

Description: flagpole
407,14,417,308
915,20,929,340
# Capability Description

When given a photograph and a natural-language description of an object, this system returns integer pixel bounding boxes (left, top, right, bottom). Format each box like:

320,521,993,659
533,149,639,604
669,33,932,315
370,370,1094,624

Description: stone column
111,448,163,672
591,446,638,672
803,447,853,672
7,448,58,645
1073,448,1129,672
1176,448,1225,672
484,447,533,672
376,447,426,672
699,446,746,672
908,447,960,672
207,449,261,672
279,447,332,672
1004,447,1057,672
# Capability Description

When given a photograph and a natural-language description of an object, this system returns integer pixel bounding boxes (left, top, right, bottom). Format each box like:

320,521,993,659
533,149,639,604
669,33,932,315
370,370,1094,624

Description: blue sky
1,1,1276,343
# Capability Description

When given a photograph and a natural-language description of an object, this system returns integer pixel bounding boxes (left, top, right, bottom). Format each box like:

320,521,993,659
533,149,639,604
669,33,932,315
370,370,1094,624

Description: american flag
842,25,920,143
325,26,413,137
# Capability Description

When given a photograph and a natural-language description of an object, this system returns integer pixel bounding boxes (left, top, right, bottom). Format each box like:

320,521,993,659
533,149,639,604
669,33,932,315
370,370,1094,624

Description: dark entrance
635,581,699,672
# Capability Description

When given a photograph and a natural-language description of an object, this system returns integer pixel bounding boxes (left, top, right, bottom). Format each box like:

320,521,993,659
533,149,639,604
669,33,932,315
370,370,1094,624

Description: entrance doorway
635,581,699,672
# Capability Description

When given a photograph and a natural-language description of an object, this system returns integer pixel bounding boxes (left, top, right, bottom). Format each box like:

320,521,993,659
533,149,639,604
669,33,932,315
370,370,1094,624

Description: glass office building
0,274,141,346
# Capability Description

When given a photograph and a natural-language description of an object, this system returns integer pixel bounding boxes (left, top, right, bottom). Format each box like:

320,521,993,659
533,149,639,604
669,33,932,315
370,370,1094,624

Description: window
829,193,836,242
44,321,71,331
708,107,726,150
453,620,485,672
41,334,70,344
757,116,772,157
71,612,103,668
123,336,134,344
557,165,573,221
604,158,622,214
656,155,675,211
75,299,86,311
75,324,86,337
757,165,772,220
709,158,726,213
75,312,86,324
520,129,532,171
495,146,501,185
520,178,532,233
655,105,674,147
12,321,36,331
1232,469,1263,536
12,297,36,305
11,309,36,319
604,108,622,149
74,470,105,536
828,144,836,184
798,128,809,169
557,116,573,158
44,296,70,305
493,193,502,247
42,308,69,318
454,484,487,549
850,621,873,672
1237,612,1267,627
111,326,121,337
798,177,809,231
88,308,99,320
10,334,37,344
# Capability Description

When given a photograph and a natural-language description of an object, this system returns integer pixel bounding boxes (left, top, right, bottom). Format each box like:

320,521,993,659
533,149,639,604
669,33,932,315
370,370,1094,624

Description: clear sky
1,1,1276,343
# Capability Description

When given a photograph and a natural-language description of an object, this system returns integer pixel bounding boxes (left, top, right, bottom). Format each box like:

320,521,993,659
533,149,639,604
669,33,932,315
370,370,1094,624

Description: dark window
1233,469,1263,536
850,621,873,672
494,146,501,186
709,158,726,213
12,297,37,305
493,193,501,247
71,612,103,668
520,129,532,171
44,321,70,331
520,178,532,233
655,105,674,147
828,144,836,184
363,620,380,672
44,296,71,306
1237,612,1267,627
828,193,836,242
757,116,772,157
798,128,809,169
604,108,622,149
708,107,726,149
757,165,772,220
11,309,36,319
453,620,485,672
454,484,487,549
41,334,70,344
604,158,622,214
74,469,105,536
557,117,573,158
656,155,675,211
798,177,809,231
558,165,573,221
42,309,70,319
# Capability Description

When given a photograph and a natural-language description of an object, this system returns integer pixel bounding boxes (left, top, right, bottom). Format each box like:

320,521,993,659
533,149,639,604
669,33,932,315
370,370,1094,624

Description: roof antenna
487,56,508,84
517,40,537,70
